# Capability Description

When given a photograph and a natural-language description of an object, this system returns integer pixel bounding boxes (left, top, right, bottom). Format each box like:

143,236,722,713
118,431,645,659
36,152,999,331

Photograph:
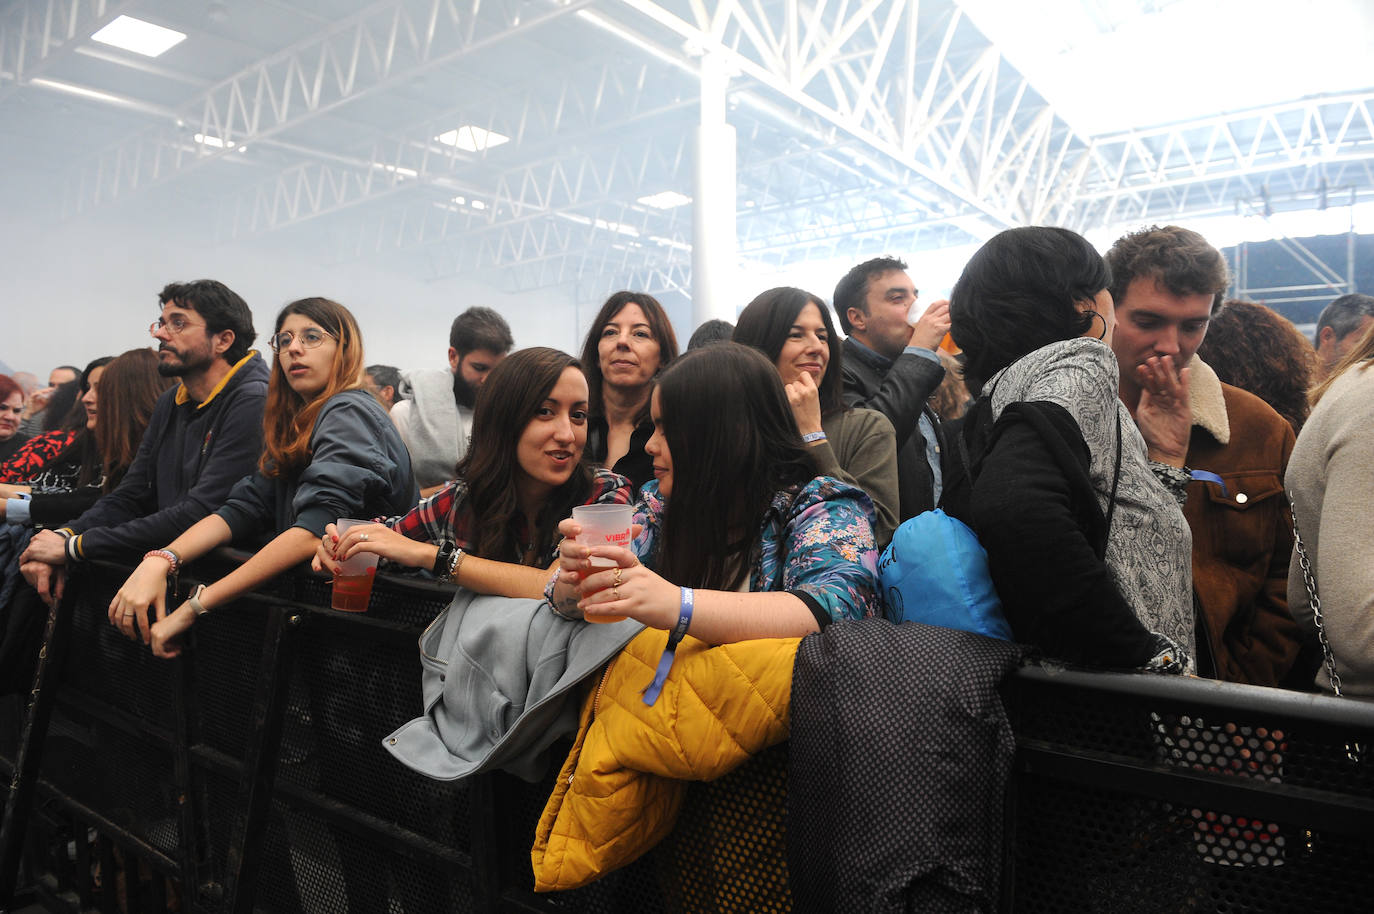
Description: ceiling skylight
637,191,691,210
194,133,234,149
91,15,187,58
435,126,510,153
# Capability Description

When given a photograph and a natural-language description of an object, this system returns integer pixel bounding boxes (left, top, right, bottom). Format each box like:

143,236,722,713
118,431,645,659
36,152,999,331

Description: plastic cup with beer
571,504,634,622
331,518,380,612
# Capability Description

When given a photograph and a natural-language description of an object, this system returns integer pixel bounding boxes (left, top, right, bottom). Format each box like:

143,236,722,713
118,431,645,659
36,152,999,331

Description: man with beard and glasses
390,306,513,496
20,280,269,605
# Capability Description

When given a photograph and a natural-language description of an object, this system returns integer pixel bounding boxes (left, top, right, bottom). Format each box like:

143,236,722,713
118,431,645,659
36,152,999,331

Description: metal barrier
2,557,1373,913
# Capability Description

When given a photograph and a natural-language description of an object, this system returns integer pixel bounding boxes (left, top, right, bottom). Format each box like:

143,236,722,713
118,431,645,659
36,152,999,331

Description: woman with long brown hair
578,291,679,490
108,297,416,657
314,347,633,596
2,351,170,524
554,343,880,640
732,286,900,546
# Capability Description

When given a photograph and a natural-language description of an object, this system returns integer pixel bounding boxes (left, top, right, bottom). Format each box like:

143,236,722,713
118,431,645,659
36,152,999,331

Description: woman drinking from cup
314,347,634,595
108,297,416,658
579,291,679,490
733,286,900,546
553,342,880,643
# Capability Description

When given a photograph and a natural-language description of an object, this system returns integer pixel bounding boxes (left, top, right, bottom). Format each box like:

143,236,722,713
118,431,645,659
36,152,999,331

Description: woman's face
81,365,106,431
774,302,831,385
514,367,589,497
597,303,662,390
275,312,339,399
0,391,22,440
644,388,674,498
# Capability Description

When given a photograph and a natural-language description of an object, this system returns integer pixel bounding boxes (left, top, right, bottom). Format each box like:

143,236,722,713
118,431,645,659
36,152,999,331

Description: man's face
850,269,917,360
363,372,395,409
152,302,218,378
1317,315,1374,371
447,347,505,388
1110,276,1214,399
48,367,77,388
447,346,505,408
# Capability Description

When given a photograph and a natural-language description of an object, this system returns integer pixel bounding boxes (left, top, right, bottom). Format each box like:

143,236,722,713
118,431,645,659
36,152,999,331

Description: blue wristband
1189,469,1228,497
643,587,694,706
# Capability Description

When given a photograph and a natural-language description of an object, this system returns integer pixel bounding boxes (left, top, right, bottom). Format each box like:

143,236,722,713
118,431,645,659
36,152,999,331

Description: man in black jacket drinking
834,256,950,519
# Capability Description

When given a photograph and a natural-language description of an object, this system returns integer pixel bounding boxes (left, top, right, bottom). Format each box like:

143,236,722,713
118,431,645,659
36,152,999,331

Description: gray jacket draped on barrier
385,589,644,782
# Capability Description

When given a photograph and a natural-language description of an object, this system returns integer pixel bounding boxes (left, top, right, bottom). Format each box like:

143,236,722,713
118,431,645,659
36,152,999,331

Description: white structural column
691,52,738,326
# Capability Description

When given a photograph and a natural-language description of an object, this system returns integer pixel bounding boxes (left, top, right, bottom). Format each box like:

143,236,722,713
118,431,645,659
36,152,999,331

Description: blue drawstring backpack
877,508,1013,641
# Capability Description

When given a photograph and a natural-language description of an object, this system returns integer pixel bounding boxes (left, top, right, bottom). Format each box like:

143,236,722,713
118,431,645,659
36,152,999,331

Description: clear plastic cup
571,504,634,622
331,517,380,612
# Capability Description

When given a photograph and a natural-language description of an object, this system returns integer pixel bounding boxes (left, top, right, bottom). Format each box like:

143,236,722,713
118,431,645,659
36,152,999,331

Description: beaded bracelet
445,546,466,584
145,549,181,573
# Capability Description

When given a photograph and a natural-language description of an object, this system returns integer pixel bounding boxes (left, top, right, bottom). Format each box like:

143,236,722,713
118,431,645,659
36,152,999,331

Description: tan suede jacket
1185,360,1302,687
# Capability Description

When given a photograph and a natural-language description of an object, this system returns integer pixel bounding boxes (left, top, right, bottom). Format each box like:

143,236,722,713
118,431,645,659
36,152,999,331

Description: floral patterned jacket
632,476,881,624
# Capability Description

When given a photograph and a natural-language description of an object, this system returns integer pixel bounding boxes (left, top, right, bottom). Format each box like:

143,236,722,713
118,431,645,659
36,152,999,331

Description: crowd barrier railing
2,556,1372,913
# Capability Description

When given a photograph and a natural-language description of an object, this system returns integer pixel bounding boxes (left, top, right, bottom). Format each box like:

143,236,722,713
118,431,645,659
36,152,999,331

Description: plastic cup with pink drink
331,517,380,612
571,504,635,622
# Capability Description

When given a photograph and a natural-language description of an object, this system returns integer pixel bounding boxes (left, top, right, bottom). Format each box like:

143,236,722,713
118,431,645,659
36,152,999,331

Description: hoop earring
1086,310,1107,340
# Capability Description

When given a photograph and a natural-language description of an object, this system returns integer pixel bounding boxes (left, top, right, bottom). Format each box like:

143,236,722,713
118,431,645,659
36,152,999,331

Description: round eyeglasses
149,315,205,337
270,328,337,352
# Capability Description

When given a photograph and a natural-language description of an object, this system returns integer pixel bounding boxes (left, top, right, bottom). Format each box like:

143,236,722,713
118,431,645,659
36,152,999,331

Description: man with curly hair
1106,225,1306,688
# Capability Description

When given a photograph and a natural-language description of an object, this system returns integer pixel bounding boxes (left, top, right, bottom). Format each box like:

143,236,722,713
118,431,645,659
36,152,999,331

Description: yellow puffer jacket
531,627,799,892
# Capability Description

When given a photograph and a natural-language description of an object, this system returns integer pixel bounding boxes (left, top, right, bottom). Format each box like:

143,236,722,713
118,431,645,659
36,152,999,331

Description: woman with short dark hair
554,343,879,643
578,291,679,490
733,286,899,546
948,226,1193,671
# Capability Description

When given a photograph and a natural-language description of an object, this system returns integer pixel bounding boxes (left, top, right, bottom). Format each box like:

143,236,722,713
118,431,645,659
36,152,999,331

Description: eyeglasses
149,315,204,336
270,328,336,352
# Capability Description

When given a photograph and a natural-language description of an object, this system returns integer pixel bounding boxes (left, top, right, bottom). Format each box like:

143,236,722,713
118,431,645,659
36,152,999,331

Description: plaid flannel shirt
387,467,634,565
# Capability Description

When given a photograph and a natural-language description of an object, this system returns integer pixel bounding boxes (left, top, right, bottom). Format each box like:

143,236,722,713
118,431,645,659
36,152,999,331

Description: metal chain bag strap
1289,496,1364,763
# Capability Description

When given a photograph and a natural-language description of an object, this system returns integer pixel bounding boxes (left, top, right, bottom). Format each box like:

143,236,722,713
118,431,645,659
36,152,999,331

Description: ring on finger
613,566,623,586
613,585,620,600
360,533,369,542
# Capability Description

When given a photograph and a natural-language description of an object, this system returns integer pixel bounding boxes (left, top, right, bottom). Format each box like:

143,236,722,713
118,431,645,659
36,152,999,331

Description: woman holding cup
108,297,416,658
732,286,900,547
552,343,880,647
314,347,634,595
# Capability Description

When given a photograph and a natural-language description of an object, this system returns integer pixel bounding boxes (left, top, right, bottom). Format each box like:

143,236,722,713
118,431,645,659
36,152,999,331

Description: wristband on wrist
642,587,694,706
145,549,180,573
432,541,456,578
801,431,827,443
188,583,210,616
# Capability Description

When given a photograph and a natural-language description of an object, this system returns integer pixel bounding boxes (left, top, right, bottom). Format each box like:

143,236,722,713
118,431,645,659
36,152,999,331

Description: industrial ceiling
3,0,1372,303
